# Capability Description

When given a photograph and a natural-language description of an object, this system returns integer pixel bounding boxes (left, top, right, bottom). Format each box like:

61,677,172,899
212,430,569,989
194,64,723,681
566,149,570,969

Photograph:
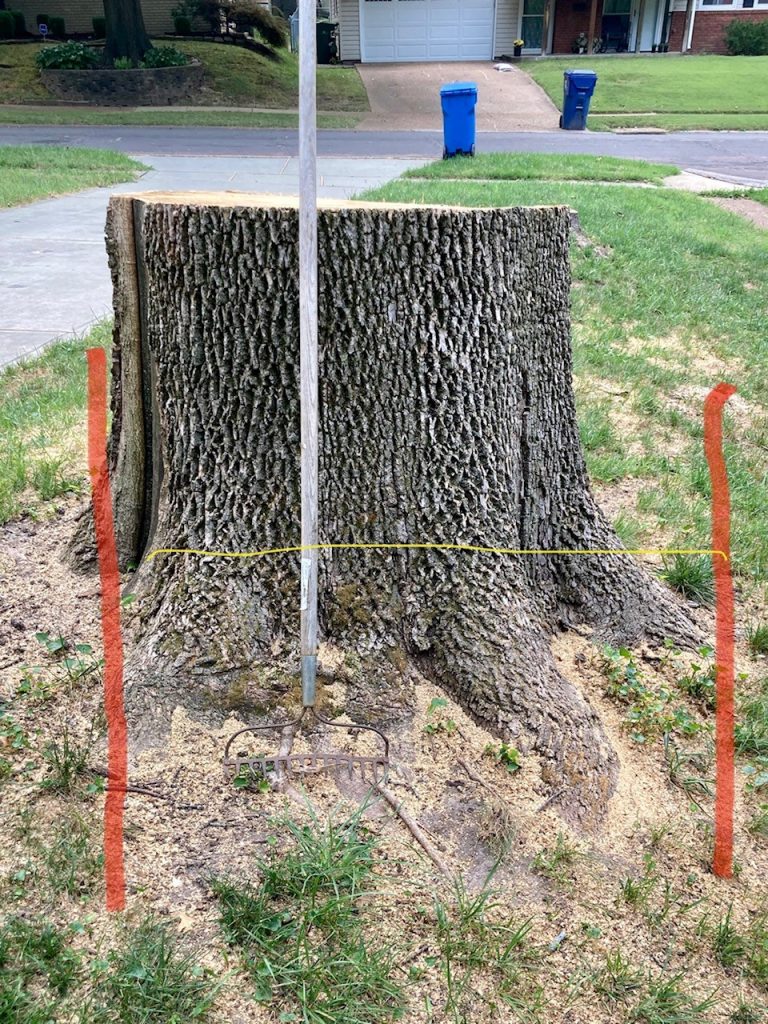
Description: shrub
140,46,189,68
8,10,26,35
725,18,768,56
92,15,106,37
230,0,287,47
48,14,65,37
174,14,192,33
36,13,50,28
36,41,100,70
113,56,134,69
0,11,14,38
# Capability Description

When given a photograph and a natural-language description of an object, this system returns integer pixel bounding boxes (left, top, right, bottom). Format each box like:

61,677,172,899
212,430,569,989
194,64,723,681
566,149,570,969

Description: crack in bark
96,196,700,824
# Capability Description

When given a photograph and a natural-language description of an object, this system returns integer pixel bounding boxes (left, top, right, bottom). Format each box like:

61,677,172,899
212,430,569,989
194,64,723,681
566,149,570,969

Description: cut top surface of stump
115,191,570,216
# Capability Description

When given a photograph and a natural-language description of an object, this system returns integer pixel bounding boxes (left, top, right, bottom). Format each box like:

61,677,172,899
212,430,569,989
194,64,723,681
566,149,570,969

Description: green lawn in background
0,327,105,522
588,112,768,131
524,55,768,114
362,175,768,581
0,106,360,128
405,152,679,184
0,145,145,206
0,41,369,114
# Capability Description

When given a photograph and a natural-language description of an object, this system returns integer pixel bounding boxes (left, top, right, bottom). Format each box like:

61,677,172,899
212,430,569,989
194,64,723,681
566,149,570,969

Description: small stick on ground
375,783,451,878
457,757,505,800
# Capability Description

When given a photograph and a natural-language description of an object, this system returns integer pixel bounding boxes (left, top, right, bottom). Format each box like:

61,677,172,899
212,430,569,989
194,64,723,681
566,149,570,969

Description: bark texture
105,194,699,824
103,0,151,64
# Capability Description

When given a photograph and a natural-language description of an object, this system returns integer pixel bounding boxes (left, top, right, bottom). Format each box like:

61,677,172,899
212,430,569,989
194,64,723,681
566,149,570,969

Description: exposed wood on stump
101,193,700,825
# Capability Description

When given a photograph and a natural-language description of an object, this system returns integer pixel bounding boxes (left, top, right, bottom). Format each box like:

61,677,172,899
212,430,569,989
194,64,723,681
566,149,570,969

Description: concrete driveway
356,62,560,132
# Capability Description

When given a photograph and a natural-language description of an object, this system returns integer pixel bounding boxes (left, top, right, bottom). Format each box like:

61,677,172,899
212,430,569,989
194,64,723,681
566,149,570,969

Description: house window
700,0,734,4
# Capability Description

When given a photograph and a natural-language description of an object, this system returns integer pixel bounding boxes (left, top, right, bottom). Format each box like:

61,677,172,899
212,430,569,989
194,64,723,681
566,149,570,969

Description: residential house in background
332,0,768,59
12,0,175,33
10,0,767,58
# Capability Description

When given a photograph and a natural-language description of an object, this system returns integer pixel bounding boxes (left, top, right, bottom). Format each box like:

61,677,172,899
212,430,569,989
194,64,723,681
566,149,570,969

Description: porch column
634,0,647,51
587,0,599,54
681,0,694,51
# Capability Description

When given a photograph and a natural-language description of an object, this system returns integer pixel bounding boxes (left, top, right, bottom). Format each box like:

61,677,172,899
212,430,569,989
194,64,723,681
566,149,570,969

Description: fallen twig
374,783,451,878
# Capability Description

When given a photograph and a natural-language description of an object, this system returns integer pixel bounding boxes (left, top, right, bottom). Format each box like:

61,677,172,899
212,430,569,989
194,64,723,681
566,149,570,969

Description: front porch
520,0,674,56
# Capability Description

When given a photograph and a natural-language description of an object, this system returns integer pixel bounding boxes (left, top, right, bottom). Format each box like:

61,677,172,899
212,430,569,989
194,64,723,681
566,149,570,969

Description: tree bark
102,0,151,64
103,193,700,824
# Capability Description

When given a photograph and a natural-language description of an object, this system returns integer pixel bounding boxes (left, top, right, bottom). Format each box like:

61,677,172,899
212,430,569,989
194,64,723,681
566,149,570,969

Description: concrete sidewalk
0,154,426,367
356,62,560,132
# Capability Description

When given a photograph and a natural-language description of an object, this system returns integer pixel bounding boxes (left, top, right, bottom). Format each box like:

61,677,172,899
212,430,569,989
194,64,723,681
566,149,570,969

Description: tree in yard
95,193,700,826
102,0,151,64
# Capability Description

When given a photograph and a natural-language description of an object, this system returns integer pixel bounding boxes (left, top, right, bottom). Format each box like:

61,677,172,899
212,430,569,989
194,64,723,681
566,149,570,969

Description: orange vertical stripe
87,347,127,911
705,382,737,880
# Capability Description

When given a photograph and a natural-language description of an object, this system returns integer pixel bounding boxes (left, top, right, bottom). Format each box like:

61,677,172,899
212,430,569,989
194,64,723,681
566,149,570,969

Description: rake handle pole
299,0,319,706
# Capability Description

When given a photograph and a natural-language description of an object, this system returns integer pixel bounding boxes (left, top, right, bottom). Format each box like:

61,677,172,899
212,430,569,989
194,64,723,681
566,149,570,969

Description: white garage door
361,0,496,62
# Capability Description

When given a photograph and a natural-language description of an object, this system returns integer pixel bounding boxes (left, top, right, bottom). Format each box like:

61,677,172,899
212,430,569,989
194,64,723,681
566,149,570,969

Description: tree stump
103,193,698,823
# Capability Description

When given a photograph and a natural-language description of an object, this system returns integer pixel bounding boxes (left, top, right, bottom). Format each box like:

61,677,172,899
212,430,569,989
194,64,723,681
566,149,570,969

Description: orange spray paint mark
87,347,127,911
705,382,737,879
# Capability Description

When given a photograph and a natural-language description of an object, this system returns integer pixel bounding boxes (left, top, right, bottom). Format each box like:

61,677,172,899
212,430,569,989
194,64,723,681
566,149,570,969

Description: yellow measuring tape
146,542,728,563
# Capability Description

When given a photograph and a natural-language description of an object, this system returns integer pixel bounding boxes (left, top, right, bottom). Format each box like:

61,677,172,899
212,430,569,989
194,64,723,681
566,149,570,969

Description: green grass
361,177,768,580
588,112,768,132
405,152,678,184
86,918,217,1024
0,917,81,1023
0,145,145,207
628,971,716,1022
432,867,538,1021
0,326,100,524
0,41,369,115
172,40,368,110
213,809,404,1023
524,55,768,115
0,105,360,128
0,915,215,1024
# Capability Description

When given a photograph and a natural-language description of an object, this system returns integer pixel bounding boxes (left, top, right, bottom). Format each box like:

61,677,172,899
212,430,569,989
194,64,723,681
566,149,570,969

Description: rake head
223,706,390,787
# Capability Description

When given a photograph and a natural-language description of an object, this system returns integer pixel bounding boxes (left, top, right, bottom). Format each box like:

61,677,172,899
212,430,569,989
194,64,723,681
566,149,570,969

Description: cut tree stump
97,192,699,824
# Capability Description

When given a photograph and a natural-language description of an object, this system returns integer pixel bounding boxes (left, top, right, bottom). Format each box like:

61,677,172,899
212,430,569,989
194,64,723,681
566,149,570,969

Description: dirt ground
1,486,767,1022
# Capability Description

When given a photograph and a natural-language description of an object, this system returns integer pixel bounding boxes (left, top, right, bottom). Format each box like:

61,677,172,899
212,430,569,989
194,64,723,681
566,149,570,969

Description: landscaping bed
0,40,369,116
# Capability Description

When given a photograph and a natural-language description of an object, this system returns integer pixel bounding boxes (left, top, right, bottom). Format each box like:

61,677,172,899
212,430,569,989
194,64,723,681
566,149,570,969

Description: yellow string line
146,542,729,563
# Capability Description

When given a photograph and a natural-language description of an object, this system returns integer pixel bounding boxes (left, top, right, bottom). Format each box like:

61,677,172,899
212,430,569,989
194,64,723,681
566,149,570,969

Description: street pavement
2,125,768,183
0,153,426,367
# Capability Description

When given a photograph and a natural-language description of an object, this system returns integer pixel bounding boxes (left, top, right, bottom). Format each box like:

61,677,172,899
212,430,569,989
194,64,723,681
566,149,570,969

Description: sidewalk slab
0,154,428,368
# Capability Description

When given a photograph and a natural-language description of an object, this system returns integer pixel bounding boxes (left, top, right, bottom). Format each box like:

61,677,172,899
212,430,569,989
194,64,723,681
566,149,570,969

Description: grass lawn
0,107,360,128
362,168,768,583
404,152,679,184
0,41,369,117
589,112,768,131
0,326,104,522
524,55,768,130
0,145,145,207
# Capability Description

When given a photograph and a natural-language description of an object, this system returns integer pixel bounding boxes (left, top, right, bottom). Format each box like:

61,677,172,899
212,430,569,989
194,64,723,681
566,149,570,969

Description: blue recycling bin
440,82,477,158
560,69,598,131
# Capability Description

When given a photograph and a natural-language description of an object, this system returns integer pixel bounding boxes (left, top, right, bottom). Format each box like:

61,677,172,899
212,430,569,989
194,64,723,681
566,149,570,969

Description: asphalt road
2,125,768,183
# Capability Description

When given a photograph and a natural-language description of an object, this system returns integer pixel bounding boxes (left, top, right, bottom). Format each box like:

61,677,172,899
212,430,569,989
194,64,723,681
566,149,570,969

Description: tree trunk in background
102,194,699,824
103,0,151,64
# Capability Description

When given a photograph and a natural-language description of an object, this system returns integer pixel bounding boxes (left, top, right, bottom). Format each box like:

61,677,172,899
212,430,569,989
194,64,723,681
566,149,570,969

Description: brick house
331,0,768,59
9,0,766,57
12,1,175,35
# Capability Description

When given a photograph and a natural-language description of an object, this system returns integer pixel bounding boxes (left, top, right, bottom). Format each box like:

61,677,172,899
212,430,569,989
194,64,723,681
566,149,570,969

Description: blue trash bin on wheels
560,69,598,130
440,82,477,158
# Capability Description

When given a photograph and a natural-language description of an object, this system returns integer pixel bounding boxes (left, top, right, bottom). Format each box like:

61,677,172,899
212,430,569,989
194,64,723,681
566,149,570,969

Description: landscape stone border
40,59,204,106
